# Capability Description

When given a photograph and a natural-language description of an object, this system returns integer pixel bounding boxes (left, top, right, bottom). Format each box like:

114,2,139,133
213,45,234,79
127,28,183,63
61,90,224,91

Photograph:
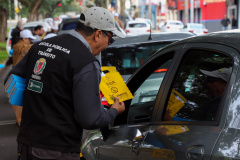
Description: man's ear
94,30,102,41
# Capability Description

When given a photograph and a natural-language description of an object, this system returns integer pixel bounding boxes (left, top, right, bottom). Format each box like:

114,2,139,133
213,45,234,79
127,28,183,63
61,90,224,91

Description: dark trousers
18,143,80,160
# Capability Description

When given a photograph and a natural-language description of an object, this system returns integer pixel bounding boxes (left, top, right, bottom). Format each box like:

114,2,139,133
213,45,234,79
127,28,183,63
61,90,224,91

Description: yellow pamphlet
100,66,134,105
167,89,187,117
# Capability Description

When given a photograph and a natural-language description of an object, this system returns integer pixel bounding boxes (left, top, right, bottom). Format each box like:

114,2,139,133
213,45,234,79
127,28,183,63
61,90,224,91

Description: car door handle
186,145,204,160
131,141,140,155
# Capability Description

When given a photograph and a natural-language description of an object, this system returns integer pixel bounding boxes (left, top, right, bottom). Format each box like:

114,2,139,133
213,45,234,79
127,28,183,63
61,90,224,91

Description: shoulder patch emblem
34,58,46,75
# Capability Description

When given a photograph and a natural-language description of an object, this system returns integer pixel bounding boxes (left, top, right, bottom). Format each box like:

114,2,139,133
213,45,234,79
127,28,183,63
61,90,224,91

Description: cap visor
112,28,126,38
30,36,36,40
200,69,218,78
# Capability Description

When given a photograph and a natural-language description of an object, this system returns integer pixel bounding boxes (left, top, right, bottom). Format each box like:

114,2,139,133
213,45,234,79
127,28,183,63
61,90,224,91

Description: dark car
100,32,194,104
80,30,240,160
101,32,194,81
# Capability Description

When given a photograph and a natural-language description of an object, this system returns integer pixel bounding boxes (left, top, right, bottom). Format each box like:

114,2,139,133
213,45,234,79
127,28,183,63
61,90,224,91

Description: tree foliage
18,0,75,21
0,0,12,42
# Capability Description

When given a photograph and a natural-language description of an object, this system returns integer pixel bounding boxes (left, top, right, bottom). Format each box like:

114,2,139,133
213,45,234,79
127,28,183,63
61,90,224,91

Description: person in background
196,68,231,121
231,15,237,29
6,21,24,66
11,21,24,49
221,14,230,30
32,25,44,43
46,23,58,35
11,29,36,126
5,7,125,160
114,13,124,30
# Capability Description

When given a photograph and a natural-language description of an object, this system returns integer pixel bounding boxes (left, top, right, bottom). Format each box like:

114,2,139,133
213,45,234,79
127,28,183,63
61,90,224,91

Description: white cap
52,24,58,30
43,33,57,40
200,68,231,82
20,29,36,40
114,13,119,17
79,7,125,38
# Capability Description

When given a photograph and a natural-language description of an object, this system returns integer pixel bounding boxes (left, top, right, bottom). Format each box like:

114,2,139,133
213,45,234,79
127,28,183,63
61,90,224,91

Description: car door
137,42,238,160
96,45,183,160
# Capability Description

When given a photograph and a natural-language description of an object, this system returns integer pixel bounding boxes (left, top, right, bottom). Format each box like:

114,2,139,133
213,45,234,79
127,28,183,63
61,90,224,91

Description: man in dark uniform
5,7,125,160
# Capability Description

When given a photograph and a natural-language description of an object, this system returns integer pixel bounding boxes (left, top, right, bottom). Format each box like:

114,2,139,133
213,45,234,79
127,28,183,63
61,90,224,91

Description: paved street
0,64,18,160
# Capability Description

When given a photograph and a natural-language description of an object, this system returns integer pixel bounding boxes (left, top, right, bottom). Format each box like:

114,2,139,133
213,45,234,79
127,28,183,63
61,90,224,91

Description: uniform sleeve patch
27,79,43,93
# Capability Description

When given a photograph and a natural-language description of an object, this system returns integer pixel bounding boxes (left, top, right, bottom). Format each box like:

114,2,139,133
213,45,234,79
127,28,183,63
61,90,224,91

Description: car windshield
101,42,170,75
129,23,147,28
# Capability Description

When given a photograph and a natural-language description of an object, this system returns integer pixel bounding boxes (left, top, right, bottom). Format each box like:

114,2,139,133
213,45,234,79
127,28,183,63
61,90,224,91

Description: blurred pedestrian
46,23,58,35
5,7,125,160
6,20,24,66
11,21,24,48
11,29,35,126
13,29,35,66
114,13,124,29
32,25,44,43
221,14,230,30
231,15,237,29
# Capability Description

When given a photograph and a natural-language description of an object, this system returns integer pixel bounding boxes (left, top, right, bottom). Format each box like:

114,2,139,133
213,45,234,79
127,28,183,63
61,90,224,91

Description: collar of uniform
67,30,92,53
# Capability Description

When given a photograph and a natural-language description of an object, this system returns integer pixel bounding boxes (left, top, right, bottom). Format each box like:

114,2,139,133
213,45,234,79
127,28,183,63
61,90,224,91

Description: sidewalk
0,64,18,160
0,64,15,121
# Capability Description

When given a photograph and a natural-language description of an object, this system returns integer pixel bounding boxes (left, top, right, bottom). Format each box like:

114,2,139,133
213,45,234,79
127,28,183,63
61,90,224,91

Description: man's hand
110,97,125,114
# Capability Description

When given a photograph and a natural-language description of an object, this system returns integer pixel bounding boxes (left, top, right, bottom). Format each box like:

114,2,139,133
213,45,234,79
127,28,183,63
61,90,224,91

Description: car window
102,42,170,75
126,53,174,124
163,49,233,122
190,24,204,29
129,23,147,28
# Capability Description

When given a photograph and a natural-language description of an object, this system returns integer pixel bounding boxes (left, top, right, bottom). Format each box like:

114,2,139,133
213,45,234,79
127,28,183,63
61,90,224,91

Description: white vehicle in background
181,23,208,35
125,20,151,35
135,18,152,26
23,21,51,33
159,20,184,32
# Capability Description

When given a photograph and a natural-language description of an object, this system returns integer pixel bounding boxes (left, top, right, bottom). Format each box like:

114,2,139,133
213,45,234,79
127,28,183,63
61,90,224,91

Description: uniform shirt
5,30,119,152
68,30,118,129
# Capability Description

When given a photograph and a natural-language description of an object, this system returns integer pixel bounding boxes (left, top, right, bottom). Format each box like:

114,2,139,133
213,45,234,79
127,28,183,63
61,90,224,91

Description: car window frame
112,44,185,127
154,42,239,127
101,41,177,76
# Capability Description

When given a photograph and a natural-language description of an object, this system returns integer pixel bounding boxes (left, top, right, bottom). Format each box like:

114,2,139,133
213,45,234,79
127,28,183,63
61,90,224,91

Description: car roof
109,32,194,47
24,21,49,27
187,23,204,25
167,20,183,22
127,20,148,24
166,30,240,51
24,21,50,31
